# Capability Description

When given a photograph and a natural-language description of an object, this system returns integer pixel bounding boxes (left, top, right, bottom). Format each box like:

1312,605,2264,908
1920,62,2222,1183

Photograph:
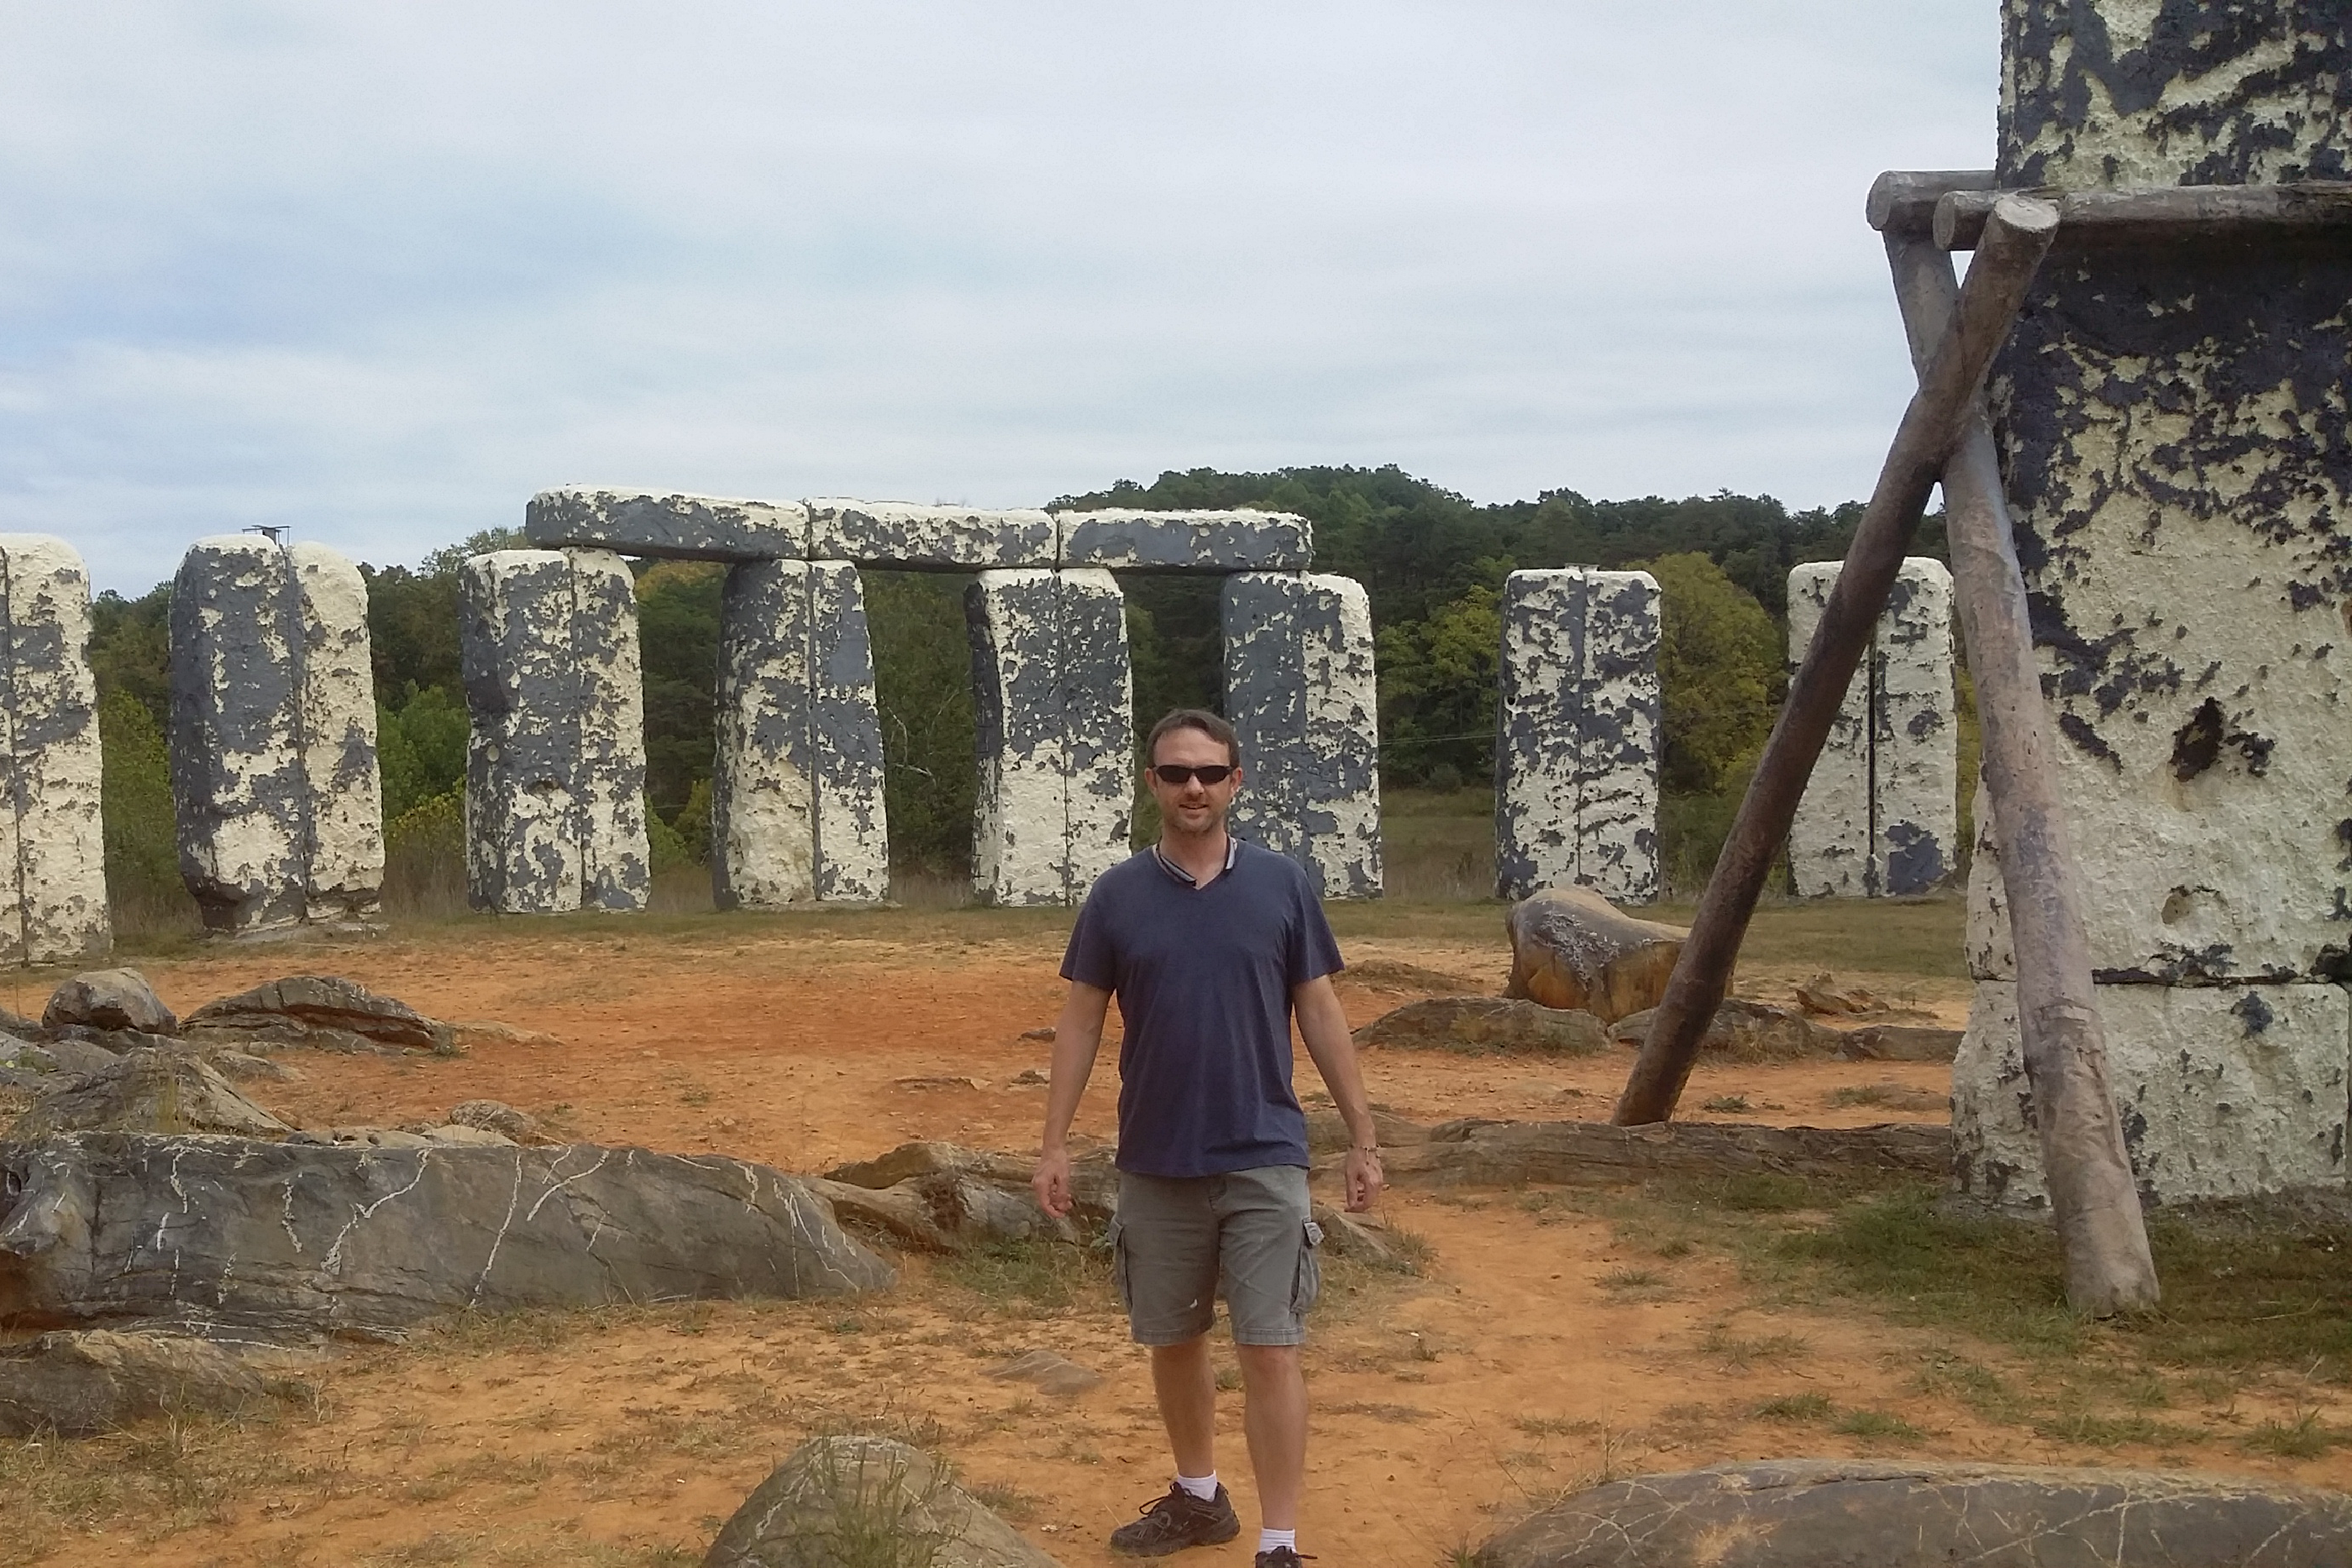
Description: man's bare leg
1236,1342,1306,1530
1150,1337,1218,1477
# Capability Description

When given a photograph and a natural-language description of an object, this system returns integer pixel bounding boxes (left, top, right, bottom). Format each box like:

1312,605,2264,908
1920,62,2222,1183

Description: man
1033,708,1383,1568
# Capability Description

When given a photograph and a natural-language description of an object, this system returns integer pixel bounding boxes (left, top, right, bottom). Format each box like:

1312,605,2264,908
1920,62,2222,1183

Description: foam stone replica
711,561,890,907
966,569,1132,906
1056,507,1311,572
1495,569,1662,903
0,538,108,964
1787,558,1956,898
1221,573,1383,898
458,550,651,914
811,501,1056,572
526,485,810,562
170,538,384,933
1953,7,2352,1204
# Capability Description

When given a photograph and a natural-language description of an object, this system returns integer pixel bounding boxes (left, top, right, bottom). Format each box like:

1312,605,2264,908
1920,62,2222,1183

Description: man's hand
1341,1146,1384,1213
1032,1145,1075,1218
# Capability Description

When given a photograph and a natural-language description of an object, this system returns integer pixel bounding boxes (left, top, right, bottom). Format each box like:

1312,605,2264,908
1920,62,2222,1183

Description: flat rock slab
1055,507,1310,572
528,487,810,562
0,1134,893,1339
1837,1023,1963,1062
0,1329,307,1437
1372,1119,1950,1189
815,1141,1115,1251
8,1049,289,1140
706,1434,1062,1568
1506,888,1686,1023
1352,997,1609,1056
1478,1458,2352,1568
1609,999,1835,1061
182,975,450,1053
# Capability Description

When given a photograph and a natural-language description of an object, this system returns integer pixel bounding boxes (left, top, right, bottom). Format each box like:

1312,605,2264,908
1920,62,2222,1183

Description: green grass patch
1832,1408,1924,1441
937,1237,1110,1316
1752,1392,1833,1422
2244,1408,2345,1459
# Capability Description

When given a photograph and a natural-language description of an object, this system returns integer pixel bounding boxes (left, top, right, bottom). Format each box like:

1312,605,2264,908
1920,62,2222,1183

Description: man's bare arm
1032,981,1112,1217
1294,974,1384,1213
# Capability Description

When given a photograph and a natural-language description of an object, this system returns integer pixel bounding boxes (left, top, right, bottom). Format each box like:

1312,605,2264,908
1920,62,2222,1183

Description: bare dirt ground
1,901,2345,1567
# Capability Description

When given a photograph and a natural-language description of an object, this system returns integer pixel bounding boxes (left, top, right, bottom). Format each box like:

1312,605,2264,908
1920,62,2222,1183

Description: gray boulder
44,969,175,1035
1505,889,1686,1023
1837,1023,1964,1062
449,1099,539,1141
817,1141,1115,1252
0,1329,307,1437
0,1133,893,1339
706,1434,1061,1568
1353,996,1609,1056
1478,1460,2352,1568
1609,999,1835,1061
181,975,453,1054
8,1049,290,1140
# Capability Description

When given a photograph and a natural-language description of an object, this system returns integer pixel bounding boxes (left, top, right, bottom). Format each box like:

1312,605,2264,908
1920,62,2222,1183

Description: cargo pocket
1290,1219,1324,1315
1105,1216,1132,1312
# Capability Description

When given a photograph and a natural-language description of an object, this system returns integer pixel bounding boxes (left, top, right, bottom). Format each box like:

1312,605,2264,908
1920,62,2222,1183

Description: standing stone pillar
966,569,1132,907
171,536,383,933
1494,569,1662,904
1787,558,1956,898
0,537,107,962
459,549,651,915
1953,5,2352,1205
1221,574,1382,899
711,560,890,908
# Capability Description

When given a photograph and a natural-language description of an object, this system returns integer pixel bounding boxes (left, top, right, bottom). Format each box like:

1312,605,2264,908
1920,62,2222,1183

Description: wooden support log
1883,233,2160,1316
1614,195,2060,1130
1933,181,2352,250
1864,169,1996,237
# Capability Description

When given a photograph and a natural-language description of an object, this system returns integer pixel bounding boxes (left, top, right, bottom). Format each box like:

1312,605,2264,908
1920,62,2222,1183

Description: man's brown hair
1145,708,1241,767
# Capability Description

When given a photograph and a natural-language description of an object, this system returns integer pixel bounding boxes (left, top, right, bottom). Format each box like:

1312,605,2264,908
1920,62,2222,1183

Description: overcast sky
2,3,1996,592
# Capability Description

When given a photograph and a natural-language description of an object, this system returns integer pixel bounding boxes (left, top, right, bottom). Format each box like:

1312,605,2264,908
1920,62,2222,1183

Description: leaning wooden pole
1614,195,2059,1128
1879,228,2160,1315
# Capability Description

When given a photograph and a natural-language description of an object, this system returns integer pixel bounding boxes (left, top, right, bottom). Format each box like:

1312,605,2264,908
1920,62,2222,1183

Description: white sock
1175,1471,1219,1502
1259,1528,1297,1554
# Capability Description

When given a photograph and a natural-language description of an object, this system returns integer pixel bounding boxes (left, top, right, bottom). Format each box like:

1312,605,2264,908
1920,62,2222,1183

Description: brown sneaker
1108,1482,1241,1555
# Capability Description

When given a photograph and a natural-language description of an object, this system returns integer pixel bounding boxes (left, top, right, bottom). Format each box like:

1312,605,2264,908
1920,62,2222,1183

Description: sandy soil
1,914,2344,1568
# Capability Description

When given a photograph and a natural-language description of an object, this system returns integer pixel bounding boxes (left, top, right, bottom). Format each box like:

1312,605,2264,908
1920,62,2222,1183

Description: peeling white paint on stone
526,486,811,562
713,560,816,909
1954,978,2350,1207
811,501,1055,572
1054,509,1311,573
291,544,382,923
1222,573,1383,899
0,537,108,963
457,550,649,915
1494,569,1662,904
809,563,890,903
1787,559,1956,899
967,569,1132,906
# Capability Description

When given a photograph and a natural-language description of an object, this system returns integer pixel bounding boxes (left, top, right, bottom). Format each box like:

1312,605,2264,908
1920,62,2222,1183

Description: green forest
87,466,1955,924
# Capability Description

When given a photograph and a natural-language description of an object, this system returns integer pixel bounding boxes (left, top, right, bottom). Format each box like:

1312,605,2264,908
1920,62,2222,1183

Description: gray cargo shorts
1106,1165,1323,1347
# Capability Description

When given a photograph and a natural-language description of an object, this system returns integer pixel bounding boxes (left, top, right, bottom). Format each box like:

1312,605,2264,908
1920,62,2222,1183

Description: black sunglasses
1151,764,1235,786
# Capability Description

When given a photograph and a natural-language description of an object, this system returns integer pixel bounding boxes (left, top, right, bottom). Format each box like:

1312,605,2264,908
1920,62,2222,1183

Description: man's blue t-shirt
1061,839,1344,1178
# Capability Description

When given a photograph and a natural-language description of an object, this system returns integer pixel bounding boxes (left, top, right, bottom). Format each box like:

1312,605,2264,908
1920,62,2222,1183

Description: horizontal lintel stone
526,487,811,563
1055,508,1311,573
810,501,1054,572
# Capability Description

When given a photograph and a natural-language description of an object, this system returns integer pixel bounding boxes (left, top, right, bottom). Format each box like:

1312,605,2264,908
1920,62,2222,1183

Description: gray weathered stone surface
1495,569,1662,903
967,569,1131,906
1788,558,1955,898
714,560,816,907
1371,1118,1950,1188
0,537,108,964
1954,979,2349,1209
0,1133,894,1338
169,537,382,933
810,500,1055,571
291,543,383,920
171,537,307,932
819,1140,1115,1252
459,549,651,915
45,968,174,1035
1352,996,1609,1056
1505,887,1684,1024
1055,507,1310,573
181,975,451,1054
1222,573,1383,898
1479,1459,2352,1568
0,1329,307,1438
527,486,810,562
706,1434,1063,1568
809,562,890,901
1609,999,1838,1062
8,1049,290,1141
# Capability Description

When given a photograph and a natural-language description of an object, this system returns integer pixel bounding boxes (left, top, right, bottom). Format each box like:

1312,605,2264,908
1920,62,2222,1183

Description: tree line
87,467,1941,912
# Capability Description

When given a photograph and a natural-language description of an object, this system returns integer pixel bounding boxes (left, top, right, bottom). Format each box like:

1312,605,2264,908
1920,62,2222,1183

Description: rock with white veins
1953,979,2350,1209
1056,508,1311,573
810,501,1056,572
525,485,810,562
458,549,651,915
1494,569,1661,903
1787,558,1955,899
1222,573,1383,898
0,537,108,963
809,562,890,902
291,544,382,921
967,569,1132,906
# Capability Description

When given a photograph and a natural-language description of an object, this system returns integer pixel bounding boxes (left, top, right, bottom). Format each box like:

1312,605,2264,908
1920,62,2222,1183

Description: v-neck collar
1151,836,1240,889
